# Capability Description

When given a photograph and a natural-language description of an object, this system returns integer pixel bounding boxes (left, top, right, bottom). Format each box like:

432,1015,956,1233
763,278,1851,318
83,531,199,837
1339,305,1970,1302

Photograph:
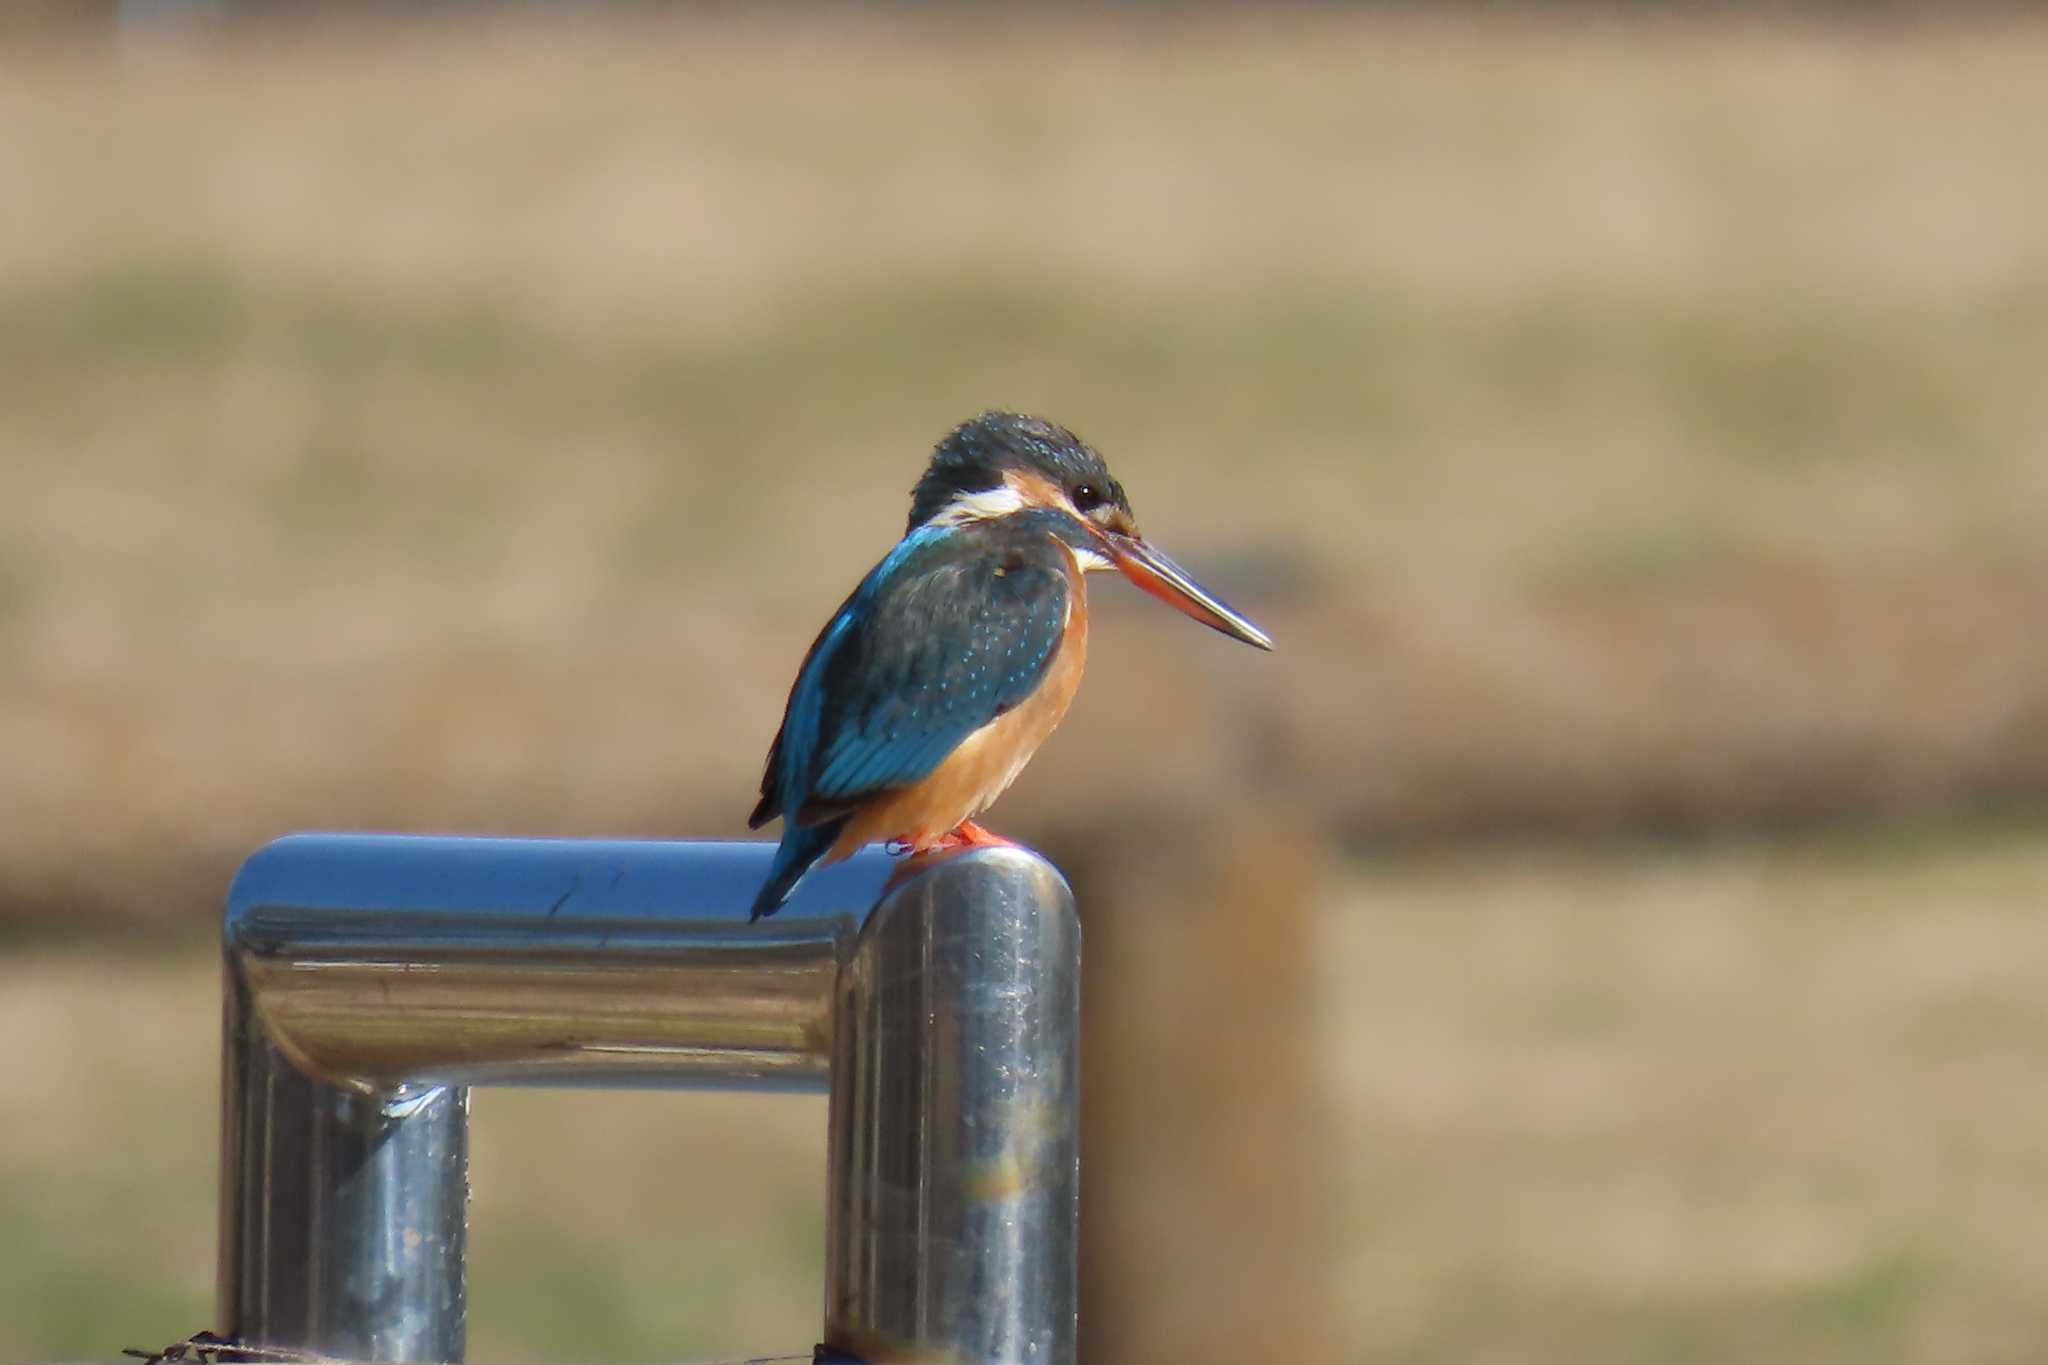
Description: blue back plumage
748,513,1080,919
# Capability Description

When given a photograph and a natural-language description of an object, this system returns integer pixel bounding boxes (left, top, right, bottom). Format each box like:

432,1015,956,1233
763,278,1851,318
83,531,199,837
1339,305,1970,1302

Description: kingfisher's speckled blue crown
745,411,1272,920
907,412,1131,533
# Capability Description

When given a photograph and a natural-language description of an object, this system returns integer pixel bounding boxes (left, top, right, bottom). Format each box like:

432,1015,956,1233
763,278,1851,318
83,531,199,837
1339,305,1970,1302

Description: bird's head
908,411,1273,651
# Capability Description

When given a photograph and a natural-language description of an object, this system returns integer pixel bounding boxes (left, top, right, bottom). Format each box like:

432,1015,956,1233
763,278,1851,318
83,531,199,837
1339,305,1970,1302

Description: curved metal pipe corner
218,835,1081,1365
218,835,894,1360
225,835,896,1090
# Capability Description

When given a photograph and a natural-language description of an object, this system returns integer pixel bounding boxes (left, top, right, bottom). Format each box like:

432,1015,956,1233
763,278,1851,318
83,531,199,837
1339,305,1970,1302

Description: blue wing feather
748,518,1074,918
802,524,1069,809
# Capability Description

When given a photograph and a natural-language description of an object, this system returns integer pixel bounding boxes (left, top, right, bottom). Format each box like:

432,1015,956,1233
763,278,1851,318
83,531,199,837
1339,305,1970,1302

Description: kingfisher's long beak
1103,533,1274,651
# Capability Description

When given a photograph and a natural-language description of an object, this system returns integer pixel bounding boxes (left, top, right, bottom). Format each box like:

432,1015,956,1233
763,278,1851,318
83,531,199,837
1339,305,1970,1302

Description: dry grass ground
1325,832,2048,1364
5,832,2047,1362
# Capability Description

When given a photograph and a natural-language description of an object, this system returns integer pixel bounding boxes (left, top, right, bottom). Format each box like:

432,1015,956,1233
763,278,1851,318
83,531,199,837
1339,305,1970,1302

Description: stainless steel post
217,834,1077,1365
218,975,469,1364
826,847,1082,1365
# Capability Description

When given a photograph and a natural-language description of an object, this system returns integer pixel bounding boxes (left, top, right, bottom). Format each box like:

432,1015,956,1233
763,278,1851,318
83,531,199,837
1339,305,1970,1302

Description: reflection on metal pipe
826,847,1082,1365
217,834,1078,1365
219,835,889,1361
219,962,469,1364
226,836,894,1092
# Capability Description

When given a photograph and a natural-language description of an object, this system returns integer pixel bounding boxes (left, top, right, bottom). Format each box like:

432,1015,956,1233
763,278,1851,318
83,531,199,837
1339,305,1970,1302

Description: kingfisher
747,411,1273,920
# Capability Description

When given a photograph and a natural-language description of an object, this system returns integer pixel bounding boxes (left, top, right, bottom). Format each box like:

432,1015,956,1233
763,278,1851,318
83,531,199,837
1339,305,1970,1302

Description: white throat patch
927,484,1027,527
1069,543,1115,573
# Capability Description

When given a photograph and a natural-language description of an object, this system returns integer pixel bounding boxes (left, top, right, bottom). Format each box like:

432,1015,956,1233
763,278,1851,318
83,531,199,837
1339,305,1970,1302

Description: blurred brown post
1047,803,1337,1365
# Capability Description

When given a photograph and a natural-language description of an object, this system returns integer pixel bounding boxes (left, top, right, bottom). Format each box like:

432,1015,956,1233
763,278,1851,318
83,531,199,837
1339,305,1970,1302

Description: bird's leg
884,830,960,858
879,822,1018,894
885,822,1015,859
942,820,1016,849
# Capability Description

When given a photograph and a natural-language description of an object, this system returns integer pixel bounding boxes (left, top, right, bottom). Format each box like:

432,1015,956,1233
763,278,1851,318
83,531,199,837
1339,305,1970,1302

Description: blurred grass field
2,9,2047,1363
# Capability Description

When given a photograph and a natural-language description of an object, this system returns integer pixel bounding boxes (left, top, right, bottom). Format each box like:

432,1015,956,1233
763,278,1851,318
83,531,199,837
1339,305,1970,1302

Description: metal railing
218,835,1081,1365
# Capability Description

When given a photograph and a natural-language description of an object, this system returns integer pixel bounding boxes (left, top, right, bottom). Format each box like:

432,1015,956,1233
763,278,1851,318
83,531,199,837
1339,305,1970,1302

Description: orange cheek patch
1004,469,1070,512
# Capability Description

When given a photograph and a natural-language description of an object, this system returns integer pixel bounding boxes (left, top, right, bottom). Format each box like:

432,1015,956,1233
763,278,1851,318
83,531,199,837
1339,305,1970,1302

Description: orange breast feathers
828,542,1090,861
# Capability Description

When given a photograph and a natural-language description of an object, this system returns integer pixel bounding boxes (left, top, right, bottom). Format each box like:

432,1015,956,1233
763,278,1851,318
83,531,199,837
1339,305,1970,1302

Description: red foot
886,821,1015,858
946,820,1015,849
880,822,1018,891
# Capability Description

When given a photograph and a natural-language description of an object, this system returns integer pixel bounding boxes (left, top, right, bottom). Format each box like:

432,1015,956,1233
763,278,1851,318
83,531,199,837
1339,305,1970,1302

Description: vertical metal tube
825,847,1082,1365
219,956,469,1363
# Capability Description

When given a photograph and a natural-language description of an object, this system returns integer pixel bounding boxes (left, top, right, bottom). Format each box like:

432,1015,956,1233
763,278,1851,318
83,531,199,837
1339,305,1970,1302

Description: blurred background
4,4,2048,1363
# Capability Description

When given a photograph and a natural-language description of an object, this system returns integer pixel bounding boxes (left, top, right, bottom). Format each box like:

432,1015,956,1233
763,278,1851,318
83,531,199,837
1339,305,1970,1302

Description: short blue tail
750,818,849,921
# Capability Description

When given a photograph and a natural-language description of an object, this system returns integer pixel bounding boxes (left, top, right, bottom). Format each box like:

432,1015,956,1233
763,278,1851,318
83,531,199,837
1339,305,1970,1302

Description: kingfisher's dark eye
1072,483,1105,512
